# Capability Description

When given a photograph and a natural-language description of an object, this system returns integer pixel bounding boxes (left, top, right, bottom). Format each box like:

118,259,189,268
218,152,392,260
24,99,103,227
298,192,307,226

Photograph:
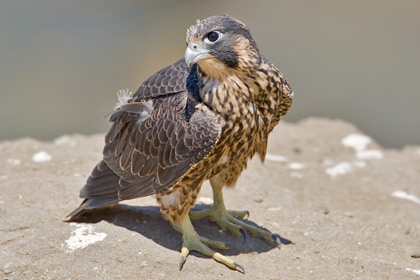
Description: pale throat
197,58,237,81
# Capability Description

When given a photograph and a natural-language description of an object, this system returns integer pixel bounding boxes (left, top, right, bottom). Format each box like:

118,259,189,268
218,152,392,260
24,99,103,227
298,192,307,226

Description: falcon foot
190,207,280,248
174,215,245,273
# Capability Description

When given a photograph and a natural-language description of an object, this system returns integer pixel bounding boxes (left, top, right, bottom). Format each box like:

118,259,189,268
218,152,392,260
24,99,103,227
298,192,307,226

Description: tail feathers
64,160,121,222
63,197,119,222
80,160,120,199
63,200,89,222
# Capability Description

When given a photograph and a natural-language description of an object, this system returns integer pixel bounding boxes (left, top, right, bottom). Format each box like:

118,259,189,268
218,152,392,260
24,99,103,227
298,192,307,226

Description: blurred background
1,0,419,148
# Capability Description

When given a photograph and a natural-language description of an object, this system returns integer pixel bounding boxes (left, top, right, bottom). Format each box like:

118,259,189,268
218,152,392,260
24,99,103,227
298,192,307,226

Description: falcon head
185,15,261,79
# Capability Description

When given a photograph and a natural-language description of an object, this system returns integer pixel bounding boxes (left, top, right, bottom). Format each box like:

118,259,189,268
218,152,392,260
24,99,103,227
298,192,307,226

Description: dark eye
207,31,220,42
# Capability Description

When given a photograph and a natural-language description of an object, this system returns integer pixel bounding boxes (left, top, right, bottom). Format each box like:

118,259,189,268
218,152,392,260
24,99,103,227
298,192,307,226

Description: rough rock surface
1,118,419,279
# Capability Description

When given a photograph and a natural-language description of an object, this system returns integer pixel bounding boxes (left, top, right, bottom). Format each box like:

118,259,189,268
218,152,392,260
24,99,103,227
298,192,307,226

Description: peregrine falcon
65,14,293,272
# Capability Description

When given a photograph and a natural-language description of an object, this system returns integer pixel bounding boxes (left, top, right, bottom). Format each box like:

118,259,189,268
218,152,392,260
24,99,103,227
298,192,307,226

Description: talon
190,182,280,247
272,233,282,248
239,227,247,243
175,216,244,272
234,261,245,274
179,255,185,271
180,247,189,270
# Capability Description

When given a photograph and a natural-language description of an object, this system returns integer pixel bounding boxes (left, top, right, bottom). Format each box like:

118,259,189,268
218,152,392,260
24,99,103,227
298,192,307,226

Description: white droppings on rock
342,133,371,152
7,158,21,166
268,207,282,211
265,153,288,162
326,162,353,178
325,160,366,178
54,135,77,146
289,162,306,170
199,196,213,204
392,191,420,205
32,151,52,162
342,133,383,160
65,223,107,253
356,150,384,159
406,268,420,276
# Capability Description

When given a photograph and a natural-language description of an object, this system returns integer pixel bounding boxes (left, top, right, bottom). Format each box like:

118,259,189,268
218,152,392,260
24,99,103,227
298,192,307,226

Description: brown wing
103,93,221,200
133,58,189,100
67,60,219,220
77,59,219,203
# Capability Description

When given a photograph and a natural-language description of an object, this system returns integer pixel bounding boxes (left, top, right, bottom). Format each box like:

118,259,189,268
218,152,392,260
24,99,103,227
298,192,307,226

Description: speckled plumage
66,14,292,271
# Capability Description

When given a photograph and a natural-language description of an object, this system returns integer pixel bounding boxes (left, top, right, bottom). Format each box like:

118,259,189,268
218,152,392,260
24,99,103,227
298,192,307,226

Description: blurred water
1,0,419,148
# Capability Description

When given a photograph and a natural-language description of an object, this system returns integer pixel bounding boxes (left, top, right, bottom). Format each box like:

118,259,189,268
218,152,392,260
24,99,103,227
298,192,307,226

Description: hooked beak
184,42,210,67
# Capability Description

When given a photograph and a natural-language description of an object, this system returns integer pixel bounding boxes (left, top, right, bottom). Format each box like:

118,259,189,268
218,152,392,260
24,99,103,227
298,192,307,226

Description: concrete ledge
1,118,419,279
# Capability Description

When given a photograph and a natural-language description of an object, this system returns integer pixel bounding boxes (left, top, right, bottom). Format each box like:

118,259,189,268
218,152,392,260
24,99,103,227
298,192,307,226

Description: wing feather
134,59,189,100
79,160,120,199
67,60,198,220
79,59,220,203
103,92,220,200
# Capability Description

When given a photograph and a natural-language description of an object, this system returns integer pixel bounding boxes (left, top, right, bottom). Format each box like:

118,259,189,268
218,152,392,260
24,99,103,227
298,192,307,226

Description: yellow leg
190,178,281,246
173,214,245,273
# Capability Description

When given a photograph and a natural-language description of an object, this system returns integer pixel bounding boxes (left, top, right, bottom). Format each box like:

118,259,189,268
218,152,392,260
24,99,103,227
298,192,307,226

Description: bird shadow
71,203,293,257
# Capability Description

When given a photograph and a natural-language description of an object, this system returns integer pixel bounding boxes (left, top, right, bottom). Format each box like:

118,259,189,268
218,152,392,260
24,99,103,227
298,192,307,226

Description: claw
213,252,245,273
179,255,185,271
234,261,246,274
176,216,245,272
272,233,282,248
179,247,189,270
239,227,247,243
